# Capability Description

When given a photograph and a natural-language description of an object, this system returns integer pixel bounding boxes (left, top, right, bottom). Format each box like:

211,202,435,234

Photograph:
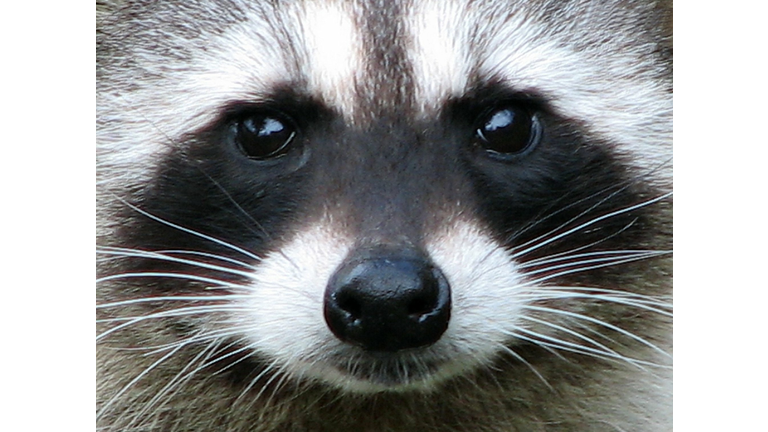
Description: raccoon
96,0,673,431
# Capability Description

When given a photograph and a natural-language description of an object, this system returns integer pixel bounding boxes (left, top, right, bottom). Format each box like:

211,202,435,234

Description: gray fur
97,1,672,431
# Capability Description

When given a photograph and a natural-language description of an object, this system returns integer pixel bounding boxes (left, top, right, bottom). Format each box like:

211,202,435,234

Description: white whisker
97,343,185,420
520,251,667,277
97,295,251,310
98,246,257,276
511,192,672,259
522,290,672,316
518,251,671,287
97,305,247,341
141,326,258,356
510,175,638,243
115,197,262,261
510,328,664,369
495,343,553,390
520,305,672,358
233,357,283,406
518,315,621,357
532,286,672,305
96,271,251,289
519,249,664,268
152,249,257,268
128,334,225,423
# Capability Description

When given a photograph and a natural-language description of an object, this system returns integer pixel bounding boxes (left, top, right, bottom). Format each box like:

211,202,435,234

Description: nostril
407,295,435,319
336,291,362,321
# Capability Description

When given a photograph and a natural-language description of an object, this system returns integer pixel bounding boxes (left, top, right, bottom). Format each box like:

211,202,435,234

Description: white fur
290,2,365,122
407,0,471,116
235,216,533,392
425,219,530,367
97,11,287,187
235,220,354,385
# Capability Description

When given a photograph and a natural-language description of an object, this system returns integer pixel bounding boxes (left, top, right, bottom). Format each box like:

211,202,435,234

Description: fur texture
97,1,673,431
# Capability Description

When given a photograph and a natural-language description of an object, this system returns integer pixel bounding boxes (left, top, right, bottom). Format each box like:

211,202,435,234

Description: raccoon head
97,0,671,424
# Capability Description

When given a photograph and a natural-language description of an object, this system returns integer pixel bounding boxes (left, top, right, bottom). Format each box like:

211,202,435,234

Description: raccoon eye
474,105,541,157
234,112,297,160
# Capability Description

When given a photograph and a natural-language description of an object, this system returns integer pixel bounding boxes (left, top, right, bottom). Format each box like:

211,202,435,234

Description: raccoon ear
232,111,298,160
473,105,541,158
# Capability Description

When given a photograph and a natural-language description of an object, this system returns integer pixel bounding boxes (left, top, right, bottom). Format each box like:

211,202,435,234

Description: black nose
323,252,451,352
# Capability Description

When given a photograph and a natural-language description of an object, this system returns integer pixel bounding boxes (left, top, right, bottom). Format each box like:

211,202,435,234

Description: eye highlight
474,105,541,158
233,111,297,160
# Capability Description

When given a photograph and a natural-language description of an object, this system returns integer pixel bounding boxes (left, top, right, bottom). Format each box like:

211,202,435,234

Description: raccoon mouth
325,350,448,388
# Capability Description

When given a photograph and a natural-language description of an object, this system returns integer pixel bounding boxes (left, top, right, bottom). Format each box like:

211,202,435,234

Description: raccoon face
97,0,671,426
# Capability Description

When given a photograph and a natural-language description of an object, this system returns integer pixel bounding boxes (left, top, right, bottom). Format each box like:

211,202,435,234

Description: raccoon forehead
291,2,365,117
163,1,365,129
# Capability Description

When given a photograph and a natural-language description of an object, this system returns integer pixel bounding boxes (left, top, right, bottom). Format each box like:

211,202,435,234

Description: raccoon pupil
475,106,539,156
235,113,296,160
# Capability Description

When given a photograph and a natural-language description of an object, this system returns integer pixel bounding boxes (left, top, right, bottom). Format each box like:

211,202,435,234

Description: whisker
197,170,273,241
511,192,672,260
520,305,671,358
180,340,255,377
509,157,671,246
96,272,252,289
154,249,257,268
98,246,257,272
97,343,185,420
518,315,621,355
517,251,672,287
495,343,553,390
520,251,667,277
112,196,262,261
233,357,283,406
531,286,672,304
509,170,638,242
128,333,224,423
522,290,672,316
141,326,259,356
510,328,664,369
97,295,251,310
248,359,296,408
97,305,248,341
519,249,664,268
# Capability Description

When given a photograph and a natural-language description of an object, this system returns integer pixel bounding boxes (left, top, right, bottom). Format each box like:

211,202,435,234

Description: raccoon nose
324,253,451,352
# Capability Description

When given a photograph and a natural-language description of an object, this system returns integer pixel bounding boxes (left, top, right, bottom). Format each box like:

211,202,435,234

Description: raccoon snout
323,252,451,352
